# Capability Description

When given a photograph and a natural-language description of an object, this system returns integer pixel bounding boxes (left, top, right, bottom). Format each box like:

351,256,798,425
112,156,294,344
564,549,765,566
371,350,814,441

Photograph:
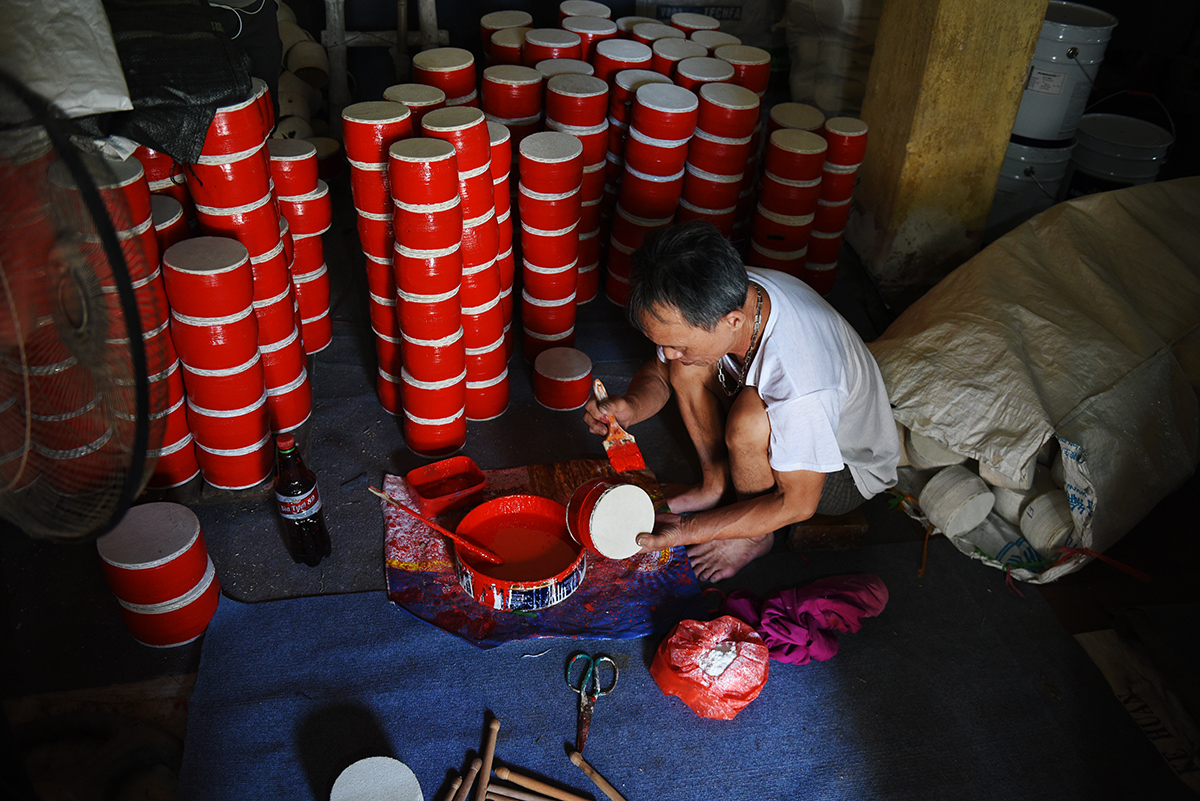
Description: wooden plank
847,0,1048,302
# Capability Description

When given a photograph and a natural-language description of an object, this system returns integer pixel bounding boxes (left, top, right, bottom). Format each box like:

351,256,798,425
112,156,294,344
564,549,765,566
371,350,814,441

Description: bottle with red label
274,433,331,567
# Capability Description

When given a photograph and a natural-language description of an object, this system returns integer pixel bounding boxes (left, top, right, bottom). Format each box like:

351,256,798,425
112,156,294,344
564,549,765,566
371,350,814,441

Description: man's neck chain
716,283,763,397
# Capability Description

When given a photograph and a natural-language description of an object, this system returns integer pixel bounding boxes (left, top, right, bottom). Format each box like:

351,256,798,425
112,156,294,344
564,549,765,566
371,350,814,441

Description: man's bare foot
662,482,726,514
686,533,774,582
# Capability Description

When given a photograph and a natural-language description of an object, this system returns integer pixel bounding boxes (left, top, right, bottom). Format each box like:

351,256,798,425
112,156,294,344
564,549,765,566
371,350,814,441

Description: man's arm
635,467,826,550
583,357,673,434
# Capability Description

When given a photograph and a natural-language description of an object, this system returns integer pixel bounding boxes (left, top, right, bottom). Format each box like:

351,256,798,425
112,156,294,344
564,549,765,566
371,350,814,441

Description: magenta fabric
720,574,889,665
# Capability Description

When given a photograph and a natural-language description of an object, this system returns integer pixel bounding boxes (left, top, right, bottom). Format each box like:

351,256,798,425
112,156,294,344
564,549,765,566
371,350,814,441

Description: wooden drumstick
568,750,627,801
475,717,501,801
493,766,591,801
452,758,483,801
487,786,560,801
440,776,464,801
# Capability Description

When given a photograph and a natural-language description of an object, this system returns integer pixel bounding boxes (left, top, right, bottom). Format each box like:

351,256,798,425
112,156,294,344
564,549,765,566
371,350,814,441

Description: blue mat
176,538,1189,800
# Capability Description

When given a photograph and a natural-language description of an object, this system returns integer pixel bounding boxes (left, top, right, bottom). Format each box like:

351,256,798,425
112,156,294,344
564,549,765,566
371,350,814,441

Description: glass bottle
273,434,331,566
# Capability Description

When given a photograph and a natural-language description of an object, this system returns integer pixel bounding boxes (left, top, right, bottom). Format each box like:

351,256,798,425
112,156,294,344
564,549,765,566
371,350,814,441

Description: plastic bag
649,616,769,720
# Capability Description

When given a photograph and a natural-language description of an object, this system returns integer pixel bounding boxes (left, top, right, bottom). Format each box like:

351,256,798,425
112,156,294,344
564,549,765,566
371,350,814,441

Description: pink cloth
720,574,889,665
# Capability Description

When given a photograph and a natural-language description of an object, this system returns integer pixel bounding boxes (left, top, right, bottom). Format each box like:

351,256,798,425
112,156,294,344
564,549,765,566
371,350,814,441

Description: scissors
564,652,618,752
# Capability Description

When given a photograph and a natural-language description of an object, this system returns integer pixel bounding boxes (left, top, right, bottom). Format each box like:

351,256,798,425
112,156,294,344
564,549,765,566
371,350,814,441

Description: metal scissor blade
576,692,595,752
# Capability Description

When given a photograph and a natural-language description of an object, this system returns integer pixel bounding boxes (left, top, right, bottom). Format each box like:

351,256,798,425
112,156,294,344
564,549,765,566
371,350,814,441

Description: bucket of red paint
413,47,477,103
97,502,210,606
169,305,260,372
116,557,221,648
453,494,585,611
194,430,274,490
388,139,459,205
404,406,467,458
194,193,281,258
342,101,414,164
406,454,486,517
402,327,466,384
188,143,271,209
532,347,592,410
162,237,254,318
566,476,655,559
394,197,464,251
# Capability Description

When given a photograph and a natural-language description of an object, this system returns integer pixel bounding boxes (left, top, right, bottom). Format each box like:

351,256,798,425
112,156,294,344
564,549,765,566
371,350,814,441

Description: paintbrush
592,379,646,473
369,486,504,566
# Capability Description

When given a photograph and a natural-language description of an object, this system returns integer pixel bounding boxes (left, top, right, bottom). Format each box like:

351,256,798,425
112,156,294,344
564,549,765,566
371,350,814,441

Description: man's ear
722,308,746,333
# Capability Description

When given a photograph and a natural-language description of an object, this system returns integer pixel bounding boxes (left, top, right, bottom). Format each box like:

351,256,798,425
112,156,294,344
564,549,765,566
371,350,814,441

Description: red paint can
532,347,592,410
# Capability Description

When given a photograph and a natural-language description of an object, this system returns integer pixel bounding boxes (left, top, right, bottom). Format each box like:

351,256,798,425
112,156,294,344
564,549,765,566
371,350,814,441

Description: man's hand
636,512,701,551
582,392,637,436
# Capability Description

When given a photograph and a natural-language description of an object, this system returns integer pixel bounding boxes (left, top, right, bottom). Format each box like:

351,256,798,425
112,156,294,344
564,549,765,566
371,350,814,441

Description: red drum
364,255,394,305
186,389,270,452
533,347,592,410
632,22,685,47
487,121,513,179
481,65,544,120
481,10,533,57
194,193,281,258
610,203,673,248
374,326,403,376
401,326,466,384
291,230,324,274
546,74,608,128
807,230,843,263
496,246,516,290
347,161,392,216
820,163,859,203
675,198,737,235
355,210,394,260
202,89,265,157
462,209,499,264
580,196,603,232
93,156,153,226
382,83,446,127
412,47,477,102
403,406,467,458
575,261,599,304
690,30,741,55
614,16,656,36
822,117,869,166
261,327,305,387
521,289,577,335
562,15,618,62
748,240,807,276
465,332,507,378
466,367,509,421
484,112,543,151
631,83,698,140
367,290,399,341
266,367,312,433
714,45,771,96
617,165,684,219
522,29,582,67
685,128,753,175
180,351,266,412
523,257,578,299
681,163,742,210
490,27,530,66
420,107,492,173
299,306,332,354
593,39,653,84
388,138,459,206
611,68,671,117
267,139,319,196
457,165,497,219
519,132,585,195
115,557,221,647
651,38,708,78
493,173,512,218
394,241,463,296
560,0,611,22
170,305,259,372
377,367,403,415
398,286,462,342
768,102,825,134
813,197,852,234
671,10,720,32
253,284,300,344
161,237,253,318
277,180,332,236
606,234,635,280
543,119,609,167
581,160,606,200
194,431,274,490
759,170,821,216
674,56,734,93
624,127,690,176
697,82,760,139
566,476,655,558
518,184,582,232
460,295,505,348
147,432,200,490
151,196,189,254
578,226,600,266
520,221,579,267
135,145,177,182
401,368,467,421
752,204,814,252
394,197,464,251
187,142,270,209
803,261,837,295
342,101,414,164
764,129,828,182
293,262,331,317
522,326,575,361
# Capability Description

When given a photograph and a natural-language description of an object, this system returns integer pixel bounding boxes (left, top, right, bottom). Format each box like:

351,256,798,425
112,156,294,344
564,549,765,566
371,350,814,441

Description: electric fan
0,71,169,542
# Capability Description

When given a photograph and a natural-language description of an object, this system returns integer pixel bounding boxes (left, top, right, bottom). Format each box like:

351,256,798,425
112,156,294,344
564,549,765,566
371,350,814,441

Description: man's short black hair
627,221,749,333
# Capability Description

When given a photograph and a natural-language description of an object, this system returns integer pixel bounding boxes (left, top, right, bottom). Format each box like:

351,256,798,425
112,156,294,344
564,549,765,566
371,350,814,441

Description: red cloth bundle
649,615,769,720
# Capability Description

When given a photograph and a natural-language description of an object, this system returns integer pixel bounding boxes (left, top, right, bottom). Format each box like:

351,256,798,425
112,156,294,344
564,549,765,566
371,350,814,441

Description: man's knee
725,390,769,454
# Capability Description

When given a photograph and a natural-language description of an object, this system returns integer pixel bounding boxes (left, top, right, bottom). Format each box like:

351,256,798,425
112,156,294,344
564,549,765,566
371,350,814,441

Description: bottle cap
276,433,296,450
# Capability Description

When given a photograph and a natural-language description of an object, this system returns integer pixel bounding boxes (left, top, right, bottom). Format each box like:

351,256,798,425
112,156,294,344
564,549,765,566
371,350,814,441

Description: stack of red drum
714,45,772,98
382,83,447,127
678,82,760,236
602,69,670,209
807,117,868,293
96,503,220,647
486,122,517,342
422,107,509,422
163,237,273,490
480,10,533,62
151,196,189,254
480,64,544,152
519,132,584,360
749,128,825,280
543,74,608,303
414,47,479,107
135,144,195,227
389,137,468,456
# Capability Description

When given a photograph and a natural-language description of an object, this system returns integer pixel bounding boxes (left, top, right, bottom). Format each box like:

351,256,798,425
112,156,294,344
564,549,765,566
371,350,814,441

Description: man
584,222,899,582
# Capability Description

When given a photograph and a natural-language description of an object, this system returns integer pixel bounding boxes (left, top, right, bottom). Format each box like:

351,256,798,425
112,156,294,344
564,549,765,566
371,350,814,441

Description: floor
3,165,1198,797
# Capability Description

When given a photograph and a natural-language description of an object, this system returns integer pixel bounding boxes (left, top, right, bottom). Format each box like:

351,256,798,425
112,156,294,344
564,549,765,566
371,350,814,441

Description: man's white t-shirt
733,268,898,498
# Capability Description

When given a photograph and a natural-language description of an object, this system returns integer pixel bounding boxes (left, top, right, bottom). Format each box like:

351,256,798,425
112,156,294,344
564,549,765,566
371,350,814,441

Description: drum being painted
1011,1,1118,142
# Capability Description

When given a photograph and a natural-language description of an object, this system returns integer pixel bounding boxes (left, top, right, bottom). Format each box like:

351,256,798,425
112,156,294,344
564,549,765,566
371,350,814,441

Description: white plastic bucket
1067,113,1173,196
1011,2,1117,142
986,138,1075,239
919,465,995,538
1020,490,1075,558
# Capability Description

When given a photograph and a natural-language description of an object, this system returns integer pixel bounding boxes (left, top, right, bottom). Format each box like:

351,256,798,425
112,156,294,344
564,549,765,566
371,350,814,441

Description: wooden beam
846,0,1049,302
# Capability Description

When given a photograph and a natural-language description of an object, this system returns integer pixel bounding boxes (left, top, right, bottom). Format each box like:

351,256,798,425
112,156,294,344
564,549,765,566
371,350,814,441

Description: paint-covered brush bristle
593,378,646,472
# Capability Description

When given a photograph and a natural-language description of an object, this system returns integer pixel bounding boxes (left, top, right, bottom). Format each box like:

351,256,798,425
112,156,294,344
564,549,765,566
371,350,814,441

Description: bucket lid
1076,113,1173,158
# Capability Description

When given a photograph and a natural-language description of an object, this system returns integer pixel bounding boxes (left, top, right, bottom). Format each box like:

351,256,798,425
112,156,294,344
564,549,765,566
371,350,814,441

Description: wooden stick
568,750,627,801
493,766,591,801
475,717,501,801
452,758,483,801
486,785,561,801
440,776,464,801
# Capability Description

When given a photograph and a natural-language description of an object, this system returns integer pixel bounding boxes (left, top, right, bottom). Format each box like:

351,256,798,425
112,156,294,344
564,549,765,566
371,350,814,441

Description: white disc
330,756,422,801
